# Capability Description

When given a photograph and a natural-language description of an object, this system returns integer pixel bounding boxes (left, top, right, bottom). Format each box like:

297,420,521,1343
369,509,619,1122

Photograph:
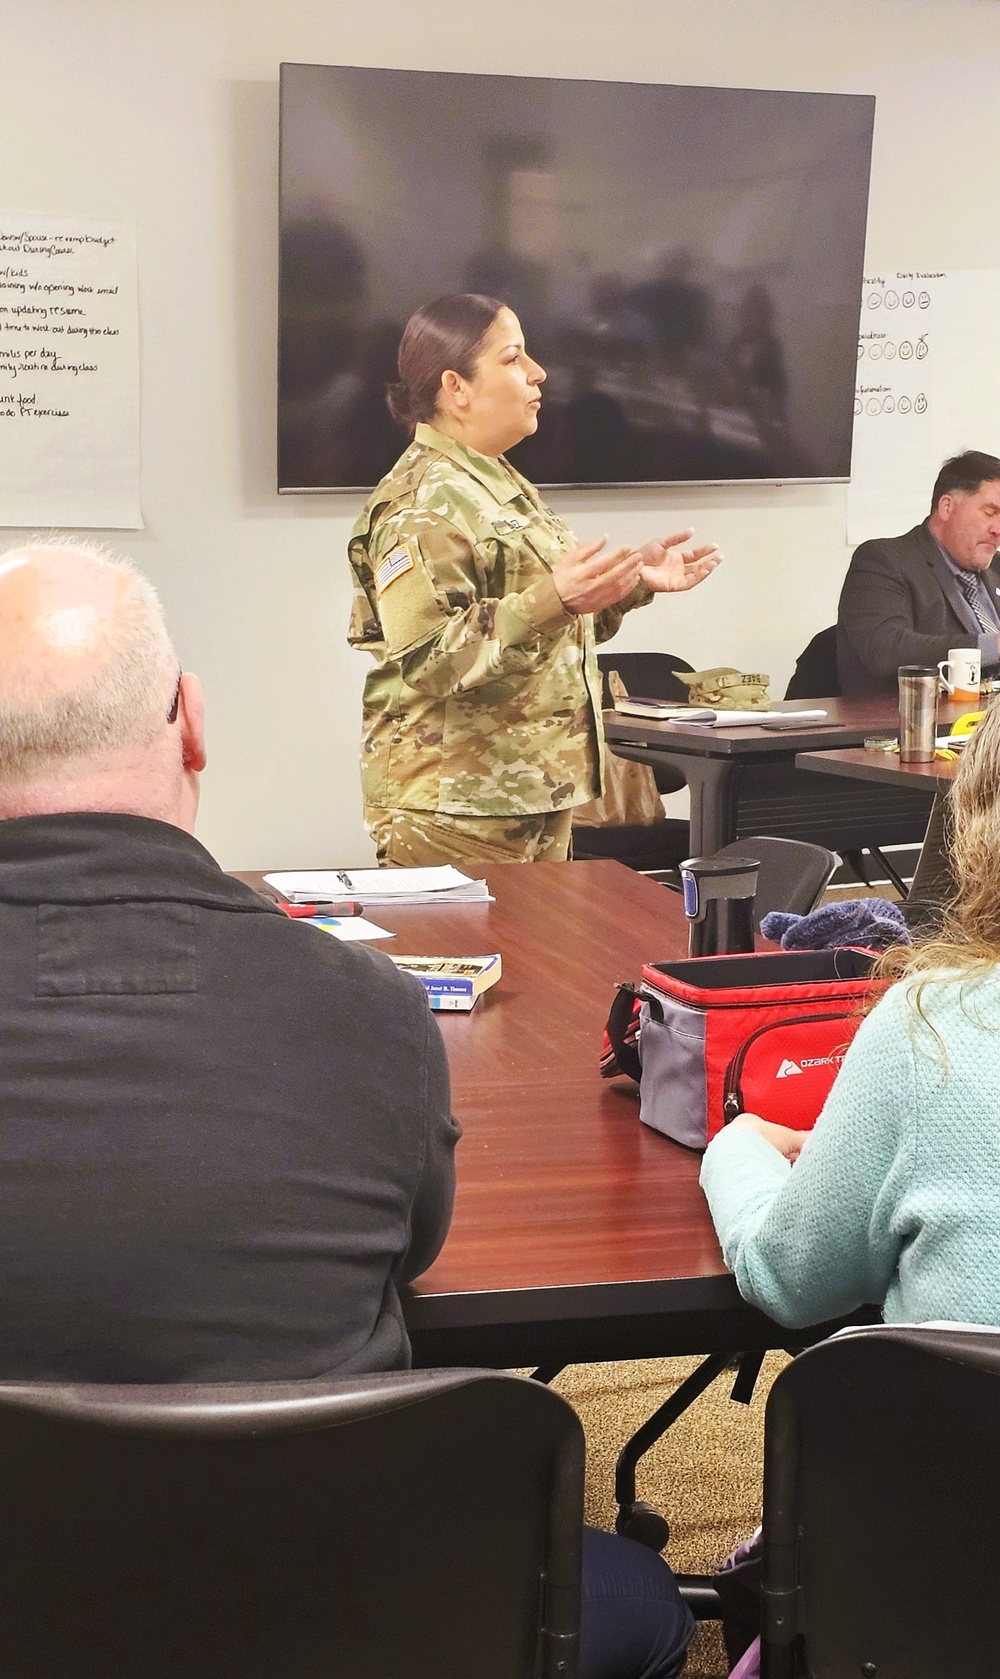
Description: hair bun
385,379,415,430
385,295,505,438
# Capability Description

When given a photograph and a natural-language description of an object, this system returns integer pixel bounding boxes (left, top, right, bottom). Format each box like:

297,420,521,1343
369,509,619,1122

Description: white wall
2,0,998,868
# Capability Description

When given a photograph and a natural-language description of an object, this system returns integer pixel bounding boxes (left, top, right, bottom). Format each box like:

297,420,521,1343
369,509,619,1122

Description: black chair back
710,835,838,931
596,650,694,709
783,626,839,700
0,1368,584,1679
596,652,694,799
762,1325,1000,1678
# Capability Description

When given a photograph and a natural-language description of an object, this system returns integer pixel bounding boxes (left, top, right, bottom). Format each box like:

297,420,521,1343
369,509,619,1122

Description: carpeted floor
548,1352,790,1678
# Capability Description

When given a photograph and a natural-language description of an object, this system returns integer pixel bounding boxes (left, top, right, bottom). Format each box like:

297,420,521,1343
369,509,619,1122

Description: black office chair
783,624,839,701
715,836,838,928
650,834,838,930
596,650,694,708
761,1323,1000,1678
0,1368,584,1679
596,651,693,797
573,652,694,871
776,625,933,895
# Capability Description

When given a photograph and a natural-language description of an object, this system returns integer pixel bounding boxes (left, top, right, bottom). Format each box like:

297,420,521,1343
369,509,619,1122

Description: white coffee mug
938,647,982,702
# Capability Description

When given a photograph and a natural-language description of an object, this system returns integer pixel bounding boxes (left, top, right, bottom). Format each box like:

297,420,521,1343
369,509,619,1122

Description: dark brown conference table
795,745,959,793
243,860,849,1372
605,694,966,856
794,744,961,913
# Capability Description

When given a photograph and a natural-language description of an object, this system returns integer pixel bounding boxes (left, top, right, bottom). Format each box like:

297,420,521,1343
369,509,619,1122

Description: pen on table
278,901,364,919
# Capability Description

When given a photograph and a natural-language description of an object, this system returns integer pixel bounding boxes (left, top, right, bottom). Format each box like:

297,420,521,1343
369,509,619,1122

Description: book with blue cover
388,954,502,1011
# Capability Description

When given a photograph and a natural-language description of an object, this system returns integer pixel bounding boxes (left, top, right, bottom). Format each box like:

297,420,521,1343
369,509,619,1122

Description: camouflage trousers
365,805,575,867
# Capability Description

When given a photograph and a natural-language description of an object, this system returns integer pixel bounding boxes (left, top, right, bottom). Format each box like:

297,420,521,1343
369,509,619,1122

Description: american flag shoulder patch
374,543,415,593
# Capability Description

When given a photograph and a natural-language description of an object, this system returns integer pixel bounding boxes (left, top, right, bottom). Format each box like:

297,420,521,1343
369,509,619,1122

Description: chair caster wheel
615,1501,670,1551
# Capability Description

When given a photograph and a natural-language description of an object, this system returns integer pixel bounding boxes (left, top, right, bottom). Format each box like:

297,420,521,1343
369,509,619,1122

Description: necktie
956,568,996,635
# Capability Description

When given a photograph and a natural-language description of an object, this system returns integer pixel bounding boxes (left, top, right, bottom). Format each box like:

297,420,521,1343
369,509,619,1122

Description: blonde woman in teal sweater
701,697,1000,1330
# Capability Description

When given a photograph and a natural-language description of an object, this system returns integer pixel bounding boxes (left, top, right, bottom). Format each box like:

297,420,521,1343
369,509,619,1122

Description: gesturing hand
638,529,723,593
730,1112,808,1164
553,537,643,615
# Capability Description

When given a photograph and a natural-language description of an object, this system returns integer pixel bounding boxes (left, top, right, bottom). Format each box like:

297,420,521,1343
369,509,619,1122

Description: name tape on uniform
374,543,415,594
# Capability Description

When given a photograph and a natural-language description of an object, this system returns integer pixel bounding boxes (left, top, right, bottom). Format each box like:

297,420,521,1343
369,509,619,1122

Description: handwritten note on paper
848,270,1000,546
0,215,141,529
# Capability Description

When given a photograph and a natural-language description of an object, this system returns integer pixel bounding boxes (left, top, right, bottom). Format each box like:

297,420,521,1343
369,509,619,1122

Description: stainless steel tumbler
897,665,939,764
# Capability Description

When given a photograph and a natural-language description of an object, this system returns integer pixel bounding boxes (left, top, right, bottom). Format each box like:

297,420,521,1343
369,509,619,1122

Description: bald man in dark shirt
0,538,459,1383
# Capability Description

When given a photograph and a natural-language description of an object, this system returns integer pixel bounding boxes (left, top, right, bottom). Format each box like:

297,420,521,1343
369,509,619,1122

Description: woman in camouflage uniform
349,293,721,866
350,318,703,1679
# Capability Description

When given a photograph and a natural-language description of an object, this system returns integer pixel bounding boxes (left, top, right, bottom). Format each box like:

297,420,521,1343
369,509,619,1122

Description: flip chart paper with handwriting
0,214,141,529
849,269,1000,547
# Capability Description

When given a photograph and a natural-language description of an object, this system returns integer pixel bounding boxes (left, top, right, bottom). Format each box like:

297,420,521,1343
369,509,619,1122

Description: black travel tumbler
679,854,759,957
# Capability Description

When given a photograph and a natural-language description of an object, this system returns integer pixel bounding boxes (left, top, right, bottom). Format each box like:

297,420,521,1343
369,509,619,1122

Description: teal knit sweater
700,970,1000,1329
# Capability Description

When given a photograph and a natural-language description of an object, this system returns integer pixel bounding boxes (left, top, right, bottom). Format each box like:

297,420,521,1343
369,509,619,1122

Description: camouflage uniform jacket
347,424,652,817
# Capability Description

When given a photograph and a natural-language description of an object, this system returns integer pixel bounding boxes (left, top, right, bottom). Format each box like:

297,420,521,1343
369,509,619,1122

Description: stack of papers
264,865,493,907
613,698,829,728
681,709,829,729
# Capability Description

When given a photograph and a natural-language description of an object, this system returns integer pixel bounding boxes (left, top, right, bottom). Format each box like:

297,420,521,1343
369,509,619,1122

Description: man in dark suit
838,450,1000,695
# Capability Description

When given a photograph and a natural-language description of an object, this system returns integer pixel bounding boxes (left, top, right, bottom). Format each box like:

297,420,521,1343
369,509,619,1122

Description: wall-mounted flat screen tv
278,63,874,492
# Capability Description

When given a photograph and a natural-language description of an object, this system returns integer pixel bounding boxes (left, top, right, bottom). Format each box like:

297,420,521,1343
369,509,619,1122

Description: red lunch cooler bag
603,947,886,1150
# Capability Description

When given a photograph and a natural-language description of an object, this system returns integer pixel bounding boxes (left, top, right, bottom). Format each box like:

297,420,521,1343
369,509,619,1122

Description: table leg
684,758,741,854
607,746,741,855
614,1351,737,1551
530,1361,566,1384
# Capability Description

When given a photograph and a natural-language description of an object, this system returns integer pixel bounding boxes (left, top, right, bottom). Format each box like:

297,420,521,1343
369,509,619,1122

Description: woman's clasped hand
552,530,722,615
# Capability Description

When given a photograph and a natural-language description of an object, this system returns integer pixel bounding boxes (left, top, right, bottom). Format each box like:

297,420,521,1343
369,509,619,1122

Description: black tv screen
278,63,874,491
